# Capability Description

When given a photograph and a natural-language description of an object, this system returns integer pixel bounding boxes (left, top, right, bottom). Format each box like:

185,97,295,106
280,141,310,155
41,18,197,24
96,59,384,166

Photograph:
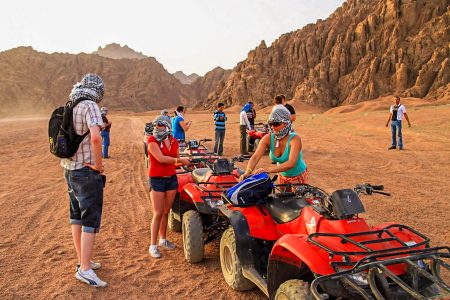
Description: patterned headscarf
268,106,292,147
69,73,105,103
152,119,171,144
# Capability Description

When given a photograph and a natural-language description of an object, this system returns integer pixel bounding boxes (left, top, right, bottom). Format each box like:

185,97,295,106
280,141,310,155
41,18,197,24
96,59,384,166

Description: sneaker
75,261,102,272
388,146,396,150
76,269,107,288
159,239,176,250
398,147,403,150
149,245,161,258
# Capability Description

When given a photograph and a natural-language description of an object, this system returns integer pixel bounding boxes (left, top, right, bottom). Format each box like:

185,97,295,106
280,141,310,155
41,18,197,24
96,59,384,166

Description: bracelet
246,167,253,173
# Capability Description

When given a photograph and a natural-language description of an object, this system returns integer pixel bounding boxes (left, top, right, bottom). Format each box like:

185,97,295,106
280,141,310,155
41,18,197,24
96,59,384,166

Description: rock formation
0,47,191,115
191,67,232,106
93,43,147,60
173,71,201,85
201,0,450,109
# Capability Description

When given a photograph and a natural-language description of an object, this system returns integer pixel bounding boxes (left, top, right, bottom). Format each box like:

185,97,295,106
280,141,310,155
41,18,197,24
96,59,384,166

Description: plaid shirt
60,100,104,170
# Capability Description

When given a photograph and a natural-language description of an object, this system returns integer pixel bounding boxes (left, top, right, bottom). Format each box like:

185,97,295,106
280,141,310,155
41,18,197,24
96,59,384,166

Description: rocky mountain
93,43,147,60
202,0,449,109
0,47,191,115
173,71,201,85
191,67,232,105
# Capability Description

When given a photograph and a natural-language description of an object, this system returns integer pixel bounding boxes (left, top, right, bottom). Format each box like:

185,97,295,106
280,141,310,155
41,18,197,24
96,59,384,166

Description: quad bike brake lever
373,190,391,196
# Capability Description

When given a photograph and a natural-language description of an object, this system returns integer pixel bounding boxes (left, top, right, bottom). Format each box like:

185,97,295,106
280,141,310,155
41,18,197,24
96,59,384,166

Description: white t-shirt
390,104,406,121
239,111,251,129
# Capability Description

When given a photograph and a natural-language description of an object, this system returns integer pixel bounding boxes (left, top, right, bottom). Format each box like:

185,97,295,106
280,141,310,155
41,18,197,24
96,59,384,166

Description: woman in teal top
240,106,308,185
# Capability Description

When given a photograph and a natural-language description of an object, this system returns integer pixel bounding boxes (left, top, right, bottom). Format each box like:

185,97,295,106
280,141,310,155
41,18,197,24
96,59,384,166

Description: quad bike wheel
275,279,312,300
220,228,255,291
168,209,181,232
182,210,204,263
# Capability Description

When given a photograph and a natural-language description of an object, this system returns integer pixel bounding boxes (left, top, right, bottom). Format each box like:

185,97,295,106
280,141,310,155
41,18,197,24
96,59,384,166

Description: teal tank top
269,133,307,177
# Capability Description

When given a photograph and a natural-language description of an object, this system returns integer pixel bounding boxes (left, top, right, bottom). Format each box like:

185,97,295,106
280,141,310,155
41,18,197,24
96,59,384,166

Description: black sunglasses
155,120,167,127
268,121,282,127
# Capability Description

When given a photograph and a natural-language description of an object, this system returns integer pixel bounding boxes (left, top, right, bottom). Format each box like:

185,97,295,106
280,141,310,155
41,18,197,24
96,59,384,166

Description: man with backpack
60,73,107,287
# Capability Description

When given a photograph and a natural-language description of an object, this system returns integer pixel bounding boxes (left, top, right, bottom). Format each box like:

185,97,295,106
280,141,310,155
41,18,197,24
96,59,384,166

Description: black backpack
48,99,89,158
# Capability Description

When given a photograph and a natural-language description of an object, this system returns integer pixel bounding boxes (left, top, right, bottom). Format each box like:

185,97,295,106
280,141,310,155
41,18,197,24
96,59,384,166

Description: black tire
219,228,255,291
182,210,204,263
168,209,181,232
275,279,312,300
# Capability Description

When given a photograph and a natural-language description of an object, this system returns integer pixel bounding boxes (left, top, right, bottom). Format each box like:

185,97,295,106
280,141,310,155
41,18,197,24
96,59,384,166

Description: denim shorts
64,166,104,233
149,175,178,192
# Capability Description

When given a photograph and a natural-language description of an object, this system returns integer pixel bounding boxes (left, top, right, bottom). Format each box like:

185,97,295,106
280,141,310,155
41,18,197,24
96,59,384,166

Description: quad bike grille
310,247,450,300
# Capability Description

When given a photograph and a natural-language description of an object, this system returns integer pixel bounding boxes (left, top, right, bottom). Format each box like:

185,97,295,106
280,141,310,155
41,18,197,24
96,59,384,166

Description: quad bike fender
227,209,260,268
270,234,334,276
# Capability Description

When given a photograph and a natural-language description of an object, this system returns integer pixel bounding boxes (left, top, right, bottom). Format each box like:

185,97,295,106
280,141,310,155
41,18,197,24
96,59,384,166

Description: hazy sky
0,0,344,75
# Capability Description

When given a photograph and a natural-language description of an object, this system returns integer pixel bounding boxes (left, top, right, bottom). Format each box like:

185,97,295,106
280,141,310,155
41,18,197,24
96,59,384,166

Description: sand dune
0,102,449,299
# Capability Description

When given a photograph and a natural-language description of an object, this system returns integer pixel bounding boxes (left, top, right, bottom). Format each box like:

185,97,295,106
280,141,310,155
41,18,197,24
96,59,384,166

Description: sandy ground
0,98,449,299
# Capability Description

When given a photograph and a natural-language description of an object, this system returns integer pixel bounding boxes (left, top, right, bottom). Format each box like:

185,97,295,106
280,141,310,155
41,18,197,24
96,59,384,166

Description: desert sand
0,98,449,299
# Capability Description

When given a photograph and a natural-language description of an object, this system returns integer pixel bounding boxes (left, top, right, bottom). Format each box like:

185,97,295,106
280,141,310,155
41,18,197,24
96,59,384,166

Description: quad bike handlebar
355,183,391,196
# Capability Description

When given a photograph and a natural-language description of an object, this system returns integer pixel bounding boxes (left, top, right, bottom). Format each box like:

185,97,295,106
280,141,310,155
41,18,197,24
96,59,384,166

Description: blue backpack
226,173,273,207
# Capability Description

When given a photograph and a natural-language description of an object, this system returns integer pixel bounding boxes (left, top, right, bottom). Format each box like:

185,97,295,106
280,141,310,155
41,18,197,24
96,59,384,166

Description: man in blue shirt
213,102,227,155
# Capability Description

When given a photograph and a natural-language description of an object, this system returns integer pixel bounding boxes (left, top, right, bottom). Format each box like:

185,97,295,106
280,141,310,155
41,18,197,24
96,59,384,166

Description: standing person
247,101,257,152
61,73,107,287
386,96,411,150
160,109,171,123
240,107,307,186
171,106,192,143
281,94,296,122
147,120,189,258
272,95,291,115
239,103,252,155
213,102,227,155
100,107,112,159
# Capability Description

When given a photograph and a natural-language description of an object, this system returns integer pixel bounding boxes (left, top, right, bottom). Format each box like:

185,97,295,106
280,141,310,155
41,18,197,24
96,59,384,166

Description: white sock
149,245,157,251
159,238,166,244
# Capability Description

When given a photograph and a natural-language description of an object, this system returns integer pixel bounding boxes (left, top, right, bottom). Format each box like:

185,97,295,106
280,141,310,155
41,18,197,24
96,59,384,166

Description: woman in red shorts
147,119,189,258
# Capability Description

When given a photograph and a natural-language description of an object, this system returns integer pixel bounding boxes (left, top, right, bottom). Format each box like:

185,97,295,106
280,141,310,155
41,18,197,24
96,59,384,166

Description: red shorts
278,169,308,185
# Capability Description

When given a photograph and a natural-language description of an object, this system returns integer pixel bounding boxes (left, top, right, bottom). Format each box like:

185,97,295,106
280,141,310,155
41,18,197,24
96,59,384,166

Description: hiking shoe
149,245,161,258
388,146,396,150
76,269,107,288
75,261,102,272
159,240,176,250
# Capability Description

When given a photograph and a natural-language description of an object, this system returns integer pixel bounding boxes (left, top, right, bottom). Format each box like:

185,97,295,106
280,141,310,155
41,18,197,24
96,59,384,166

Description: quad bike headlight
204,198,224,209
337,268,369,286
348,272,369,286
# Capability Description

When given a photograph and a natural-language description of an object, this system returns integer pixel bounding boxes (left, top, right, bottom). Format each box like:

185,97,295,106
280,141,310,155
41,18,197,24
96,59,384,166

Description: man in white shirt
239,103,252,155
385,96,411,150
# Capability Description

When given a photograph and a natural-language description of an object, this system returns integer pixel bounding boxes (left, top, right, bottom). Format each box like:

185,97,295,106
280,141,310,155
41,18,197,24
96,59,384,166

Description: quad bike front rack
310,246,449,299
307,224,450,300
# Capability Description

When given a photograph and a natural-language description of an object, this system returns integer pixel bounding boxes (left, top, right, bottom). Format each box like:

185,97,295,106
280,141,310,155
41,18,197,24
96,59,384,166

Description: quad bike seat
191,168,210,183
265,195,309,224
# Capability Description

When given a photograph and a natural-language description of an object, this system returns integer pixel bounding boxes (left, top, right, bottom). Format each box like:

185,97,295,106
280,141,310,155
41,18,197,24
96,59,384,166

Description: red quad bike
247,122,269,151
219,182,449,299
171,155,250,263
167,153,221,232
180,138,212,155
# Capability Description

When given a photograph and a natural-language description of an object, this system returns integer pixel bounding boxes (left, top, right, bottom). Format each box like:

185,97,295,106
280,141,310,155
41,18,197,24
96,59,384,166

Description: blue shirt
213,110,227,130
171,115,185,140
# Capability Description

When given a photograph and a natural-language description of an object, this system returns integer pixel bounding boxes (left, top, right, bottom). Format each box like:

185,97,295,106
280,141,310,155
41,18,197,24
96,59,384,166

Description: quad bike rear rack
307,225,450,299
